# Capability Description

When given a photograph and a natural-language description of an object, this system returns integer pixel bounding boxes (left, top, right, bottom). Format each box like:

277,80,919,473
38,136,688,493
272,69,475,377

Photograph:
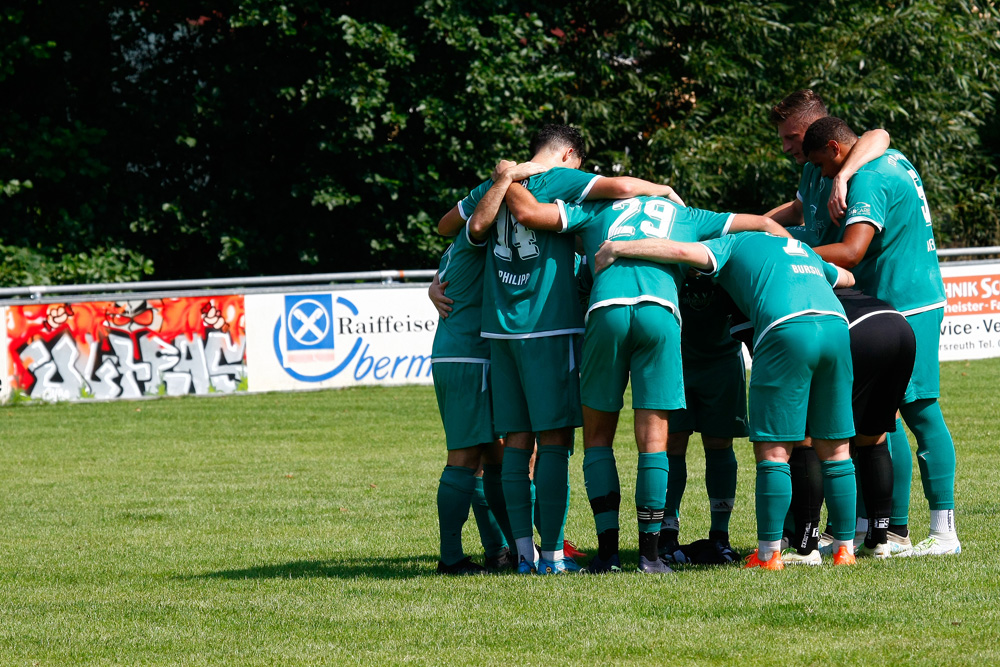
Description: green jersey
431,225,490,360
699,232,846,350
791,162,836,247
458,167,601,338
677,273,742,364
557,196,734,324
841,149,946,315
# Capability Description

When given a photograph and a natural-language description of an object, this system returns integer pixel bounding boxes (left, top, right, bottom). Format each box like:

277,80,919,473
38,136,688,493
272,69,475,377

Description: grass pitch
1,358,999,665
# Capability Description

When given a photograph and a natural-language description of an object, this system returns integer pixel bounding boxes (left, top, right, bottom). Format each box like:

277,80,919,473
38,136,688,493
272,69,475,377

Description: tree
0,1,997,285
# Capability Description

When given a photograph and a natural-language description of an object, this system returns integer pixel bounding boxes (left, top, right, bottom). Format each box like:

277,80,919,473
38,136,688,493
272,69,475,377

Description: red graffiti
7,296,246,397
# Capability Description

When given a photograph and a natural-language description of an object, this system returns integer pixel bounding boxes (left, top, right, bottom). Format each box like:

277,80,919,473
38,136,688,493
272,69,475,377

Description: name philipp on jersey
791,264,824,277
497,270,530,286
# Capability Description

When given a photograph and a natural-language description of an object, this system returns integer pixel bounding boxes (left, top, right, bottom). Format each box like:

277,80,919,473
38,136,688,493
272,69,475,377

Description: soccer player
766,89,912,558
450,125,683,574
804,116,961,556
596,232,859,569
500,182,789,572
430,161,547,574
660,273,747,565
730,288,917,561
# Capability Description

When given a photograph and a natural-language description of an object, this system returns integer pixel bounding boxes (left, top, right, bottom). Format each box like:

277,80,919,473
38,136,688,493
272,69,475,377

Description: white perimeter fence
1,248,998,404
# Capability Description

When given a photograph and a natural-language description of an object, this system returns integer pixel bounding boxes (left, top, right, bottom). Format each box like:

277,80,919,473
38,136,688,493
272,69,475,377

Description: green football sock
664,454,687,523
821,459,857,542
636,452,668,533
900,399,956,510
437,466,475,565
755,460,791,542
471,476,507,557
481,463,513,551
583,445,620,536
500,447,534,542
535,445,571,552
705,447,737,534
887,418,913,526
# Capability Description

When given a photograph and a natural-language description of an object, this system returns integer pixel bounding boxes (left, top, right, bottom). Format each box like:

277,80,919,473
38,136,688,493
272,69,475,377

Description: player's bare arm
729,214,792,238
428,273,453,317
503,183,562,231
594,238,712,274
587,177,686,207
833,266,855,288
436,160,526,237
764,199,804,227
428,272,453,318
813,221,877,268
467,161,549,240
828,129,890,221
437,206,465,237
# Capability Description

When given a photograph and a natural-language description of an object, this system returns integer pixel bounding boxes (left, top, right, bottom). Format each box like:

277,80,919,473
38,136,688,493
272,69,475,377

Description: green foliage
0,1,997,285
0,243,154,285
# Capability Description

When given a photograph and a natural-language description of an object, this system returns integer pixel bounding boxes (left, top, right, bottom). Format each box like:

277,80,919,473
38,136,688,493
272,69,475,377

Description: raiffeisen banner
939,261,1000,361
4,297,247,402
244,287,436,391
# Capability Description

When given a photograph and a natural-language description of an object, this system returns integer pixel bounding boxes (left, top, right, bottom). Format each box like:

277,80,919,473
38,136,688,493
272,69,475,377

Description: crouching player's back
596,232,859,570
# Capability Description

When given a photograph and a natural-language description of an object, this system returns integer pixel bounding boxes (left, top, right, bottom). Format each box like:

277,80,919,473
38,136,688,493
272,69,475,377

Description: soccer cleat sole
780,548,822,566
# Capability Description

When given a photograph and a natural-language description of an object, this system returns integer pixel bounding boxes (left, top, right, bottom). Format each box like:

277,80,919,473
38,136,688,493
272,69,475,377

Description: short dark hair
770,89,828,125
529,124,587,163
801,116,859,156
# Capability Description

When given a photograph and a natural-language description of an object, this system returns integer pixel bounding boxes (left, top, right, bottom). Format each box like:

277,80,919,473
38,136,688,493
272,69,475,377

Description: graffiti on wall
7,296,246,401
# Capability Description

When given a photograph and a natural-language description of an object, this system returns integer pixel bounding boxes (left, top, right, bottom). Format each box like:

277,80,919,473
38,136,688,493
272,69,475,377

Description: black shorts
849,311,916,436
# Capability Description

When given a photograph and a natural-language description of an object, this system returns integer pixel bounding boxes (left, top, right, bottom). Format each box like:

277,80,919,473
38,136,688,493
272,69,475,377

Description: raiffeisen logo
272,293,436,383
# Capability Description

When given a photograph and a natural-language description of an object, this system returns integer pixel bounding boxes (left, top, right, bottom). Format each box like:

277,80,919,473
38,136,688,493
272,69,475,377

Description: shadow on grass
182,555,441,581
181,547,745,581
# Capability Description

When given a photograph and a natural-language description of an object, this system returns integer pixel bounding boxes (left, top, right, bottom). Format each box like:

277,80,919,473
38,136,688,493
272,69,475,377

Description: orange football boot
743,549,785,570
832,545,857,566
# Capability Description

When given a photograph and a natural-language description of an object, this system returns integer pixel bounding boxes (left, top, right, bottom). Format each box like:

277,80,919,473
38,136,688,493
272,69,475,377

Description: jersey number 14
493,206,539,261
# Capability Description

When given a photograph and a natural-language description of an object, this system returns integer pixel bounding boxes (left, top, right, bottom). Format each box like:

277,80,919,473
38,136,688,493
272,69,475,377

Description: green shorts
581,302,684,412
669,349,749,438
432,360,494,450
490,335,582,433
748,315,855,442
902,307,943,403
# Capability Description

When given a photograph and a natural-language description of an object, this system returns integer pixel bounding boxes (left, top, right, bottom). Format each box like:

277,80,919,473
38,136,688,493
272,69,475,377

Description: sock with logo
437,466,476,566
755,460,792,544
855,443,893,547
583,446,620,560
705,446,738,535
900,399,956,511
535,445,571,553
788,447,823,554
471,475,508,557
821,458,857,542
500,447,534,562
636,452,668,561
887,418,913,526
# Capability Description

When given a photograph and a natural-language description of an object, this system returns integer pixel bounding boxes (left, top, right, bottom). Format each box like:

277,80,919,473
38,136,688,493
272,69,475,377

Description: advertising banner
5,297,246,402
939,262,1000,361
244,287,436,392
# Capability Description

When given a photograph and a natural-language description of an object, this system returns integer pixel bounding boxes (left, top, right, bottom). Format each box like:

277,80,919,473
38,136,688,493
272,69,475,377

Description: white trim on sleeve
844,215,884,231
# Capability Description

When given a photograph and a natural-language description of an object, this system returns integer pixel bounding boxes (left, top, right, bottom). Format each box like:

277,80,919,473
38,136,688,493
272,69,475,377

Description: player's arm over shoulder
587,177,685,206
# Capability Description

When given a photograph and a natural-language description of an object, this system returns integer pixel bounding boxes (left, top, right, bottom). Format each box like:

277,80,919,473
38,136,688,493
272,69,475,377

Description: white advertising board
244,287,437,392
938,261,1000,361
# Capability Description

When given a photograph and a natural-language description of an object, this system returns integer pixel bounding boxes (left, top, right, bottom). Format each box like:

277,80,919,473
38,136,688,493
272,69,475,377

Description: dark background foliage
1,0,997,284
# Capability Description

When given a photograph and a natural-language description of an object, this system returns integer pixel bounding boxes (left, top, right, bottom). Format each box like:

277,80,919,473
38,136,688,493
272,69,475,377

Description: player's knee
447,446,483,469
701,436,733,451
666,431,691,456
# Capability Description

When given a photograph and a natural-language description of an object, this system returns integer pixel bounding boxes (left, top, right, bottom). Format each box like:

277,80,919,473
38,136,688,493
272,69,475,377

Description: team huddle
427,90,960,574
